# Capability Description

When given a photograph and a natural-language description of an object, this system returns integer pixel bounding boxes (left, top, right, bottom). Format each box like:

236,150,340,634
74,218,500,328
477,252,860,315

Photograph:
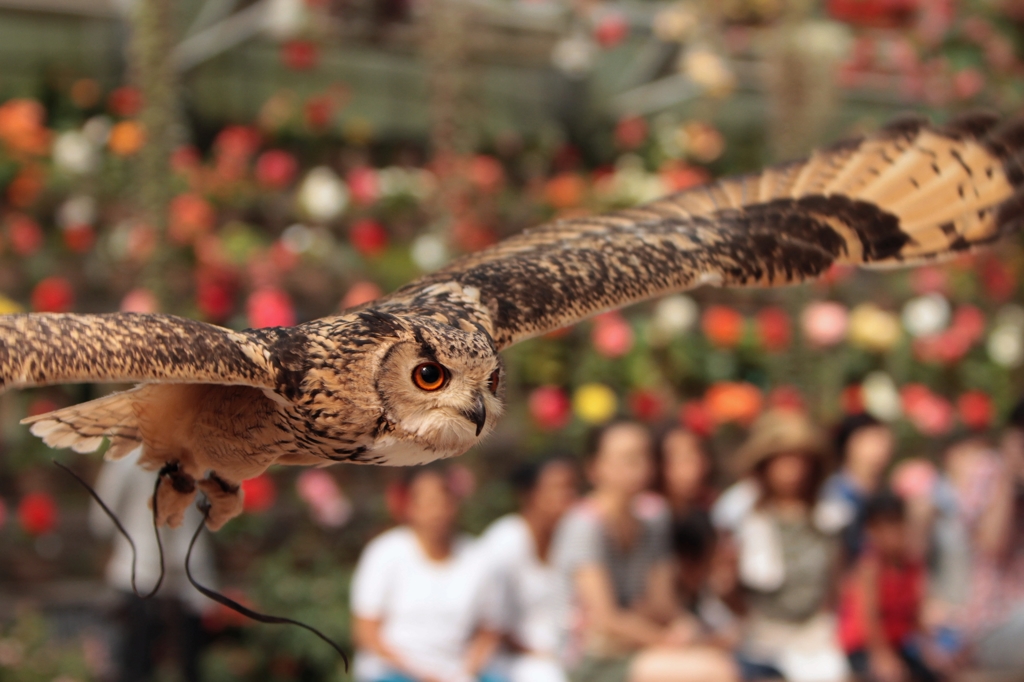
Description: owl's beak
463,393,487,436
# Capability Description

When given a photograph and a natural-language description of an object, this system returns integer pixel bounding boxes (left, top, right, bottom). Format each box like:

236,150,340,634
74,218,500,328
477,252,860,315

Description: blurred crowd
346,403,1024,682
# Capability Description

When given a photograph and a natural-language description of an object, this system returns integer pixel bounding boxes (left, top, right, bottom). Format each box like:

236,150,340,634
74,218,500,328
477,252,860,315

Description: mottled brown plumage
3,112,1023,529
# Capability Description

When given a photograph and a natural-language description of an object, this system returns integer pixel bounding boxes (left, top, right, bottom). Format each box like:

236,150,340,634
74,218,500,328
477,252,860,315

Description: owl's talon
153,462,196,528
196,473,244,531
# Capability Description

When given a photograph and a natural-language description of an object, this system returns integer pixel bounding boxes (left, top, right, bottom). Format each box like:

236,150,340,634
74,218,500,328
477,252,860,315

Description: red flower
171,145,201,174
247,288,296,328
958,391,993,431
592,313,634,357
215,126,260,160
121,288,159,313
679,400,714,437
107,86,143,117
347,167,379,205
660,162,709,192
6,213,42,255
768,385,804,412
0,497,6,530
469,155,504,193
62,224,95,253
980,257,1016,301
951,305,986,345
31,277,74,313
528,386,572,430
255,149,298,189
910,266,948,295
702,305,744,348
18,492,57,536
349,219,389,258
27,398,59,417
281,40,319,71
196,269,236,322
902,385,953,436
169,193,215,245
594,12,629,48
628,389,665,422
841,384,865,414
304,94,334,131
756,307,791,352
615,116,648,150
241,474,277,513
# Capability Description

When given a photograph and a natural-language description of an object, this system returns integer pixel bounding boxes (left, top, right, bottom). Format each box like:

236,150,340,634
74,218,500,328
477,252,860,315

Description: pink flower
902,385,953,436
247,288,295,328
341,281,383,310
592,313,634,357
255,150,298,189
594,12,629,48
801,301,848,347
347,167,379,205
120,288,159,313
296,470,352,528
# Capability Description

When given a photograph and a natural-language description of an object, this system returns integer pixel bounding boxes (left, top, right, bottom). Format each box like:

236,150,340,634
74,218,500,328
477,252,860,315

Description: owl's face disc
369,319,504,465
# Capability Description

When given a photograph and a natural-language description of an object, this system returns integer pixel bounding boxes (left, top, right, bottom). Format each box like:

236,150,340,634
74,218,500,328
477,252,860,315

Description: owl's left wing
391,113,1024,350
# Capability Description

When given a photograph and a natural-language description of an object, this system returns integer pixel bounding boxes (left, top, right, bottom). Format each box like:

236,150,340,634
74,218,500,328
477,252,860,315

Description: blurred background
0,0,1022,680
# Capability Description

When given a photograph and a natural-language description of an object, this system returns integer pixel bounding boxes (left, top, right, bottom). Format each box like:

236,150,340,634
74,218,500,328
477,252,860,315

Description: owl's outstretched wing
0,313,279,391
390,113,1024,350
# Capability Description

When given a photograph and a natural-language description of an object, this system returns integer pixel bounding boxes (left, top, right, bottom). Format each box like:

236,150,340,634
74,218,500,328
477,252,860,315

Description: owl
2,113,1022,530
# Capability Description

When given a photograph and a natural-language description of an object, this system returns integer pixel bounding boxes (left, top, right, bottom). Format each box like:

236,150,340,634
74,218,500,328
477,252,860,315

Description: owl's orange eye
489,369,500,395
412,362,448,391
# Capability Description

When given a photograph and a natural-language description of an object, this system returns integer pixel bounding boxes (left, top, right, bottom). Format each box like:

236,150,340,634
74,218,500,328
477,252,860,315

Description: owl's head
368,316,504,464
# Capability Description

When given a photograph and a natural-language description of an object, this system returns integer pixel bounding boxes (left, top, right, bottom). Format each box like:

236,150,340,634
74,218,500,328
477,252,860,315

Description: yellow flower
573,383,618,424
848,303,901,352
0,295,23,314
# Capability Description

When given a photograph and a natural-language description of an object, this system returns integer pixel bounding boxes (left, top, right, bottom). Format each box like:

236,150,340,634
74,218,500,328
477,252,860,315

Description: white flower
298,167,348,222
902,293,951,337
681,48,735,95
411,234,448,271
651,295,698,337
58,195,97,228
264,0,307,40
988,324,1023,368
281,223,314,254
863,371,902,421
551,32,596,79
82,115,112,146
53,131,97,175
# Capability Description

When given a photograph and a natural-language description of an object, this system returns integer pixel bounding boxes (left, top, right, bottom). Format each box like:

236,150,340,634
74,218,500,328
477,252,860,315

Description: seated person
351,466,502,682
671,514,740,651
552,419,738,682
839,492,938,682
732,410,848,682
479,457,579,682
653,424,718,520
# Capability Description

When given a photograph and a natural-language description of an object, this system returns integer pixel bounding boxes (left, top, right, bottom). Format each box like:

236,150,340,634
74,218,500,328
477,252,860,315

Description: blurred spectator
351,466,503,682
732,410,848,682
552,419,738,682
821,414,896,562
956,400,1024,674
479,458,579,682
89,448,217,682
838,492,938,682
653,424,717,519
671,514,740,651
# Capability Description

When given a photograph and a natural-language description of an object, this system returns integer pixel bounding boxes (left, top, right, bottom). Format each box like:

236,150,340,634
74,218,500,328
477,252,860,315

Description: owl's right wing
0,313,280,392
394,112,1024,349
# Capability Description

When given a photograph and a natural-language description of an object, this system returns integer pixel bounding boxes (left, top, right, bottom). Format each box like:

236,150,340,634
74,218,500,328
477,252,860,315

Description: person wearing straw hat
730,410,850,682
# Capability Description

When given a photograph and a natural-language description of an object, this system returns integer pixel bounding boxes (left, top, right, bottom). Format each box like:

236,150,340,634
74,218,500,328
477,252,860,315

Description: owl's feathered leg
154,462,198,528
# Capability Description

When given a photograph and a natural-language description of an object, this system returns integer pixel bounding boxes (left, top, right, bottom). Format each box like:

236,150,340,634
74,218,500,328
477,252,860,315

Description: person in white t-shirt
479,458,579,682
351,466,503,682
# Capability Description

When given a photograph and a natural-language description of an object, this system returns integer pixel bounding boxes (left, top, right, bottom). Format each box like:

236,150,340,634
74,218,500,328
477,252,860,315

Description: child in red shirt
839,492,939,682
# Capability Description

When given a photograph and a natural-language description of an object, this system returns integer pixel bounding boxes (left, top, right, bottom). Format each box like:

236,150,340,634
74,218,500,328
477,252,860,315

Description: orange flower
168,193,215,245
702,305,744,348
108,120,145,156
0,99,50,156
544,173,587,209
704,382,763,425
